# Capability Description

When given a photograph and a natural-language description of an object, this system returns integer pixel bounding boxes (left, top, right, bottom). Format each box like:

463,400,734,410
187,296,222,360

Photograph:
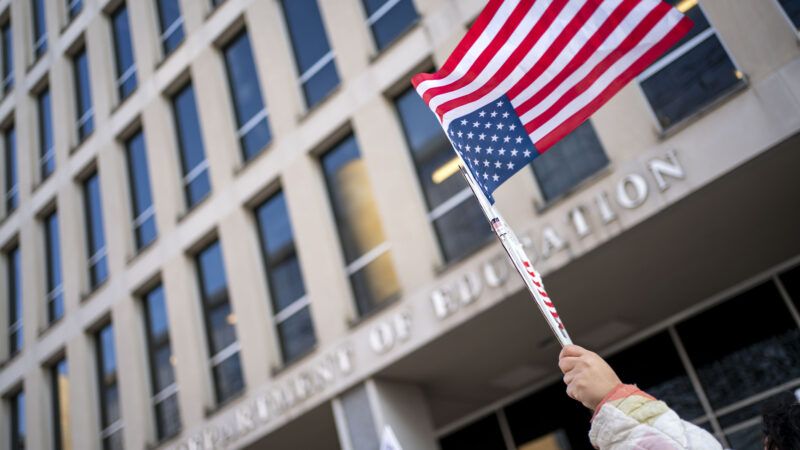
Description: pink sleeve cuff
591,384,655,421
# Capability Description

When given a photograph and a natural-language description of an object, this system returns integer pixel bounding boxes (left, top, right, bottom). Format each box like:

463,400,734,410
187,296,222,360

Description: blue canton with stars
446,95,539,204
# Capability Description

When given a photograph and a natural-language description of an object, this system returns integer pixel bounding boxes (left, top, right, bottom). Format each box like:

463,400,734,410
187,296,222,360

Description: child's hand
558,345,622,411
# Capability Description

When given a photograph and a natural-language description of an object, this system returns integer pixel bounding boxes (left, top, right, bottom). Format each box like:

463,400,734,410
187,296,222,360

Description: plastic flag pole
453,153,573,347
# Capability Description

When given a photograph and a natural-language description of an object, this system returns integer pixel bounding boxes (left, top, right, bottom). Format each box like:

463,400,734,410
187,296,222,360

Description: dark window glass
110,4,137,100
321,135,400,316
531,121,608,202
9,390,25,450
440,414,506,450
778,0,800,29
67,0,83,19
142,284,182,440
6,245,21,354
222,31,271,160
95,323,123,450
83,172,108,289
195,241,244,403
640,3,740,128
51,359,70,450
210,0,225,8
504,382,594,450
156,0,184,56
38,88,55,178
1,21,12,93
73,47,94,140
362,0,418,50
44,211,64,323
606,331,704,420
255,191,316,362
125,131,157,250
396,87,491,261
675,281,800,410
280,0,340,107
778,263,800,313
4,125,17,212
32,0,47,57
172,83,210,207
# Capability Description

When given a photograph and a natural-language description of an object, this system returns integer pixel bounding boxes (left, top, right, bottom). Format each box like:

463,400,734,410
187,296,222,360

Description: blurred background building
0,0,799,449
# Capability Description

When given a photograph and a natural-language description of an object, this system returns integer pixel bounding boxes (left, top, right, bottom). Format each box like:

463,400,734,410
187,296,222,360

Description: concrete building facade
0,0,799,449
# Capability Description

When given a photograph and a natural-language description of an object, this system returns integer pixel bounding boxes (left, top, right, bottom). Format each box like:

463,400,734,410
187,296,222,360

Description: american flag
412,0,692,203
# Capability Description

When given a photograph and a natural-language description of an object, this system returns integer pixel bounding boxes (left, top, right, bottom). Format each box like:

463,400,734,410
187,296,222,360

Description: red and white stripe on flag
412,0,692,153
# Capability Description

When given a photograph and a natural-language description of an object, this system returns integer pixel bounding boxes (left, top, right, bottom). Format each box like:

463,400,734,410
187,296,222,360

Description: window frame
155,0,185,57
123,130,157,251
31,0,47,58
635,1,745,133
278,0,340,109
37,86,55,180
94,323,123,448
43,210,64,324
72,45,94,142
220,29,271,162
82,171,109,290
109,3,138,101
194,240,244,404
140,283,181,441
254,190,317,363
3,124,17,213
1,19,13,94
773,0,800,35
170,83,211,209
50,358,69,450
67,0,83,20
361,0,420,52
5,244,21,356
8,388,25,450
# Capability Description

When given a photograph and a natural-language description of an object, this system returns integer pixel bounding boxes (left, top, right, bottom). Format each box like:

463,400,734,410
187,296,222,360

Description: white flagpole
452,152,573,347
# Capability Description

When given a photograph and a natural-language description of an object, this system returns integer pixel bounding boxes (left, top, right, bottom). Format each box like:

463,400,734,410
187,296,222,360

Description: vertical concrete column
112,296,153,449
190,48,238,187
67,333,102,450
318,0,372,82
333,379,438,450
96,135,129,280
161,255,214,428
283,155,353,343
57,179,83,320
84,9,115,132
218,208,277,387
351,97,440,291
24,361,48,449
178,0,206,36
128,0,161,80
245,0,303,139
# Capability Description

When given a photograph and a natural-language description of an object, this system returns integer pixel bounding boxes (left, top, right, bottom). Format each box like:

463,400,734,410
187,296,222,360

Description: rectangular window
156,0,184,56
210,0,225,8
195,240,244,403
50,358,70,450
73,46,94,141
255,191,316,362
638,0,742,129
396,87,491,262
777,0,800,30
44,211,64,323
110,3,137,100
142,284,182,440
1,20,12,93
38,87,55,179
222,30,271,161
4,125,17,213
280,0,340,107
321,135,400,316
95,323,123,450
83,172,108,289
8,389,25,450
362,0,418,50
530,121,608,202
6,245,21,355
171,83,211,208
67,0,83,19
124,131,157,250
31,0,47,57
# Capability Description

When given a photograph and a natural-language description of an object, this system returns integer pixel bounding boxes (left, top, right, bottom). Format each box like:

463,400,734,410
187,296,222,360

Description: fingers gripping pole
455,164,573,347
